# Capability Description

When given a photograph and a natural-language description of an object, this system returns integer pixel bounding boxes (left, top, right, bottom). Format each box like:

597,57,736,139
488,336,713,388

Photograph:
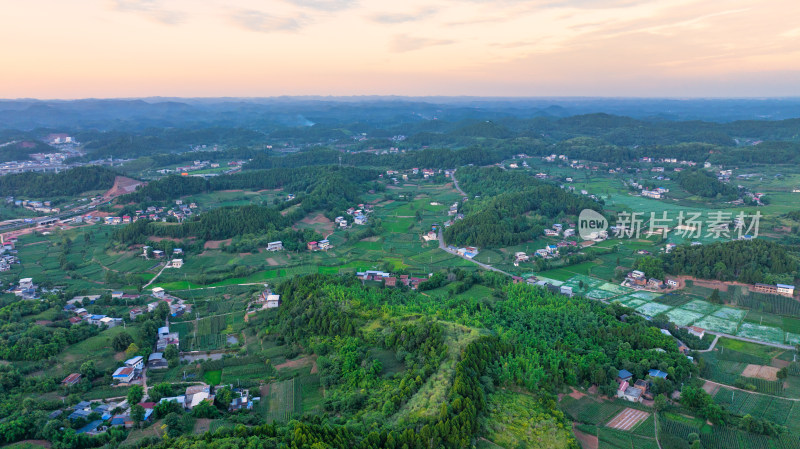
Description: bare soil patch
572,423,598,449
266,258,279,266
275,355,315,371
772,358,791,368
702,381,720,395
360,236,380,242
301,213,332,225
103,176,144,199
204,239,232,249
742,364,780,381
149,236,183,243
569,388,587,400
220,189,244,193
606,408,650,431
299,213,334,236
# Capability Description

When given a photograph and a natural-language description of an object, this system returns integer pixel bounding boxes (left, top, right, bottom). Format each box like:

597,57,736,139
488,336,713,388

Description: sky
2,0,800,98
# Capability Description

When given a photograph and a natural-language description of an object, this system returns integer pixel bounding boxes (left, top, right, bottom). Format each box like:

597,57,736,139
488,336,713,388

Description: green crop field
664,308,704,326
261,378,302,423
559,395,624,426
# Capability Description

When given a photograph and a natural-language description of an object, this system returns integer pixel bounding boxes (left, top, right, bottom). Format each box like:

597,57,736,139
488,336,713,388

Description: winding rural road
450,169,468,198
437,170,513,277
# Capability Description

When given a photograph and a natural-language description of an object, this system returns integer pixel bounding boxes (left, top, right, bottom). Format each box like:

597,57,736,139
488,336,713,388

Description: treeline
244,146,521,171
662,239,798,284
678,168,739,198
119,165,378,204
0,166,117,198
113,206,302,243
76,127,265,159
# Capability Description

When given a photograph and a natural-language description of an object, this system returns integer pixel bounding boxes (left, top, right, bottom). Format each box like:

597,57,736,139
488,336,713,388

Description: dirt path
699,378,800,401
572,423,598,449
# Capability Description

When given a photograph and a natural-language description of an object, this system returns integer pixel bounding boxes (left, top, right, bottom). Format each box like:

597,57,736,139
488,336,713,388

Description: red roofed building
69,316,83,324
384,277,397,287
62,373,81,386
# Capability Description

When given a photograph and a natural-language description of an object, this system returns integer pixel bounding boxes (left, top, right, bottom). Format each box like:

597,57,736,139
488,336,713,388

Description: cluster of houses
615,369,669,403
101,202,199,227
159,384,256,412
142,247,184,269
157,325,180,353
59,383,248,435
356,270,428,290
112,356,144,384
421,224,442,243
0,246,20,272
627,180,670,199
6,198,60,214
447,245,479,259
641,187,669,199
754,283,796,298
9,277,39,300
152,287,191,317
544,223,576,238
307,239,332,251
528,279,575,297
0,241,19,272
143,246,184,260
343,204,372,226
266,241,283,251
129,289,191,321
256,289,281,309
382,168,450,184
64,398,138,435
64,300,125,327
623,270,679,291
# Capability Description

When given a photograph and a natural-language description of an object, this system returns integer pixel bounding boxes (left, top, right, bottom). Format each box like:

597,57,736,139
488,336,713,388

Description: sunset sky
3,0,800,98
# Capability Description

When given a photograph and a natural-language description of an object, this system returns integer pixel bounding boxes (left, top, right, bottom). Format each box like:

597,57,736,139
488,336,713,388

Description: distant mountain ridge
1,97,800,131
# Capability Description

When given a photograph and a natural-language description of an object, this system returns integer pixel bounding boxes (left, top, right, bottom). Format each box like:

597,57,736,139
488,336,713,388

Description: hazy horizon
4,0,800,99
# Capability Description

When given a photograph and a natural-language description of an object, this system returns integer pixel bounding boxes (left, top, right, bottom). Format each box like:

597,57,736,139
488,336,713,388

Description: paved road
437,227,513,277
451,169,468,198
705,332,795,350
143,262,169,289
696,335,721,353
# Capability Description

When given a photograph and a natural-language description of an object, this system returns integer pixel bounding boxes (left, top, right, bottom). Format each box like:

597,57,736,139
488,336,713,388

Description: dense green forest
678,168,739,198
662,239,798,284
0,166,117,198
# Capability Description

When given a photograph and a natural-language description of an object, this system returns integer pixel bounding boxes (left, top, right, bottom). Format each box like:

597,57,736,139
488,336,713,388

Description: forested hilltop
46,273,697,449
444,167,601,248
0,166,118,197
